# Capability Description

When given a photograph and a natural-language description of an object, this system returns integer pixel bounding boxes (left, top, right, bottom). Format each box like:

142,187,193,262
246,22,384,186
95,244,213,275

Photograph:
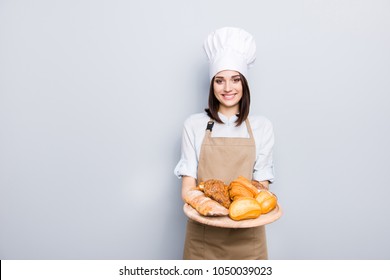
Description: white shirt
174,112,275,182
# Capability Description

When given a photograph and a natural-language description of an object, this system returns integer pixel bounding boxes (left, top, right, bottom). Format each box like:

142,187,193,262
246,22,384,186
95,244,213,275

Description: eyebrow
214,75,241,79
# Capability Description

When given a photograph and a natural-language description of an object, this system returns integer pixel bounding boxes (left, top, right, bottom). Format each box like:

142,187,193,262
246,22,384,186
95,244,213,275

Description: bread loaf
229,197,262,221
184,188,229,216
255,190,277,214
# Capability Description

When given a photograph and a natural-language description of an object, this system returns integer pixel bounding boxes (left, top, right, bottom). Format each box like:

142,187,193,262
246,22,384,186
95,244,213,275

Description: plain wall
1,0,389,259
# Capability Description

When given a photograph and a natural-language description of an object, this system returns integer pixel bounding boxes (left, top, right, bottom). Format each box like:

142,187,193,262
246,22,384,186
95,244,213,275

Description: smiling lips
222,93,237,100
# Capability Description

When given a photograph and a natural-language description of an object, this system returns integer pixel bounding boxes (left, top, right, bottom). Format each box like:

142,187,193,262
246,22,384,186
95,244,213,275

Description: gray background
1,0,389,259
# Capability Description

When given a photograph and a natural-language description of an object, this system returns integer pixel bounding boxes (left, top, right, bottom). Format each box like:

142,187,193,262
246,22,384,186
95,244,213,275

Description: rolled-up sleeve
174,118,198,179
253,119,275,182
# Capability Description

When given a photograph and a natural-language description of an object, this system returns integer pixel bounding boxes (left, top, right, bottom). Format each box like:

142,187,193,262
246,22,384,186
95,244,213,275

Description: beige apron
183,119,268,260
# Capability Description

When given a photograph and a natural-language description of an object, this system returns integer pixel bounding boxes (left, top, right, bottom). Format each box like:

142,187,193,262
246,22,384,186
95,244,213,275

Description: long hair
205,73,250,126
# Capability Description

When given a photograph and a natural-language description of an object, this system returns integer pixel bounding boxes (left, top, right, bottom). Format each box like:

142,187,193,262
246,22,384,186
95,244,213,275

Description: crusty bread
184,188,229,216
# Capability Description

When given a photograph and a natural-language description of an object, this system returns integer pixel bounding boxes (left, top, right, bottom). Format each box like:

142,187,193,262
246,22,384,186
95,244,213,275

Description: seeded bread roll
202,179,231,208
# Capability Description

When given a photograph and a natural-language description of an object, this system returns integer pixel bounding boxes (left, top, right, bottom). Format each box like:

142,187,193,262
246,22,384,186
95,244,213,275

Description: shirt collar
218,112,238,125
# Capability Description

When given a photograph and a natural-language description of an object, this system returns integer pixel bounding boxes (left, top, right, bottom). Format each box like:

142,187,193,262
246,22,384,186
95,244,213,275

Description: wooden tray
183,203,282,228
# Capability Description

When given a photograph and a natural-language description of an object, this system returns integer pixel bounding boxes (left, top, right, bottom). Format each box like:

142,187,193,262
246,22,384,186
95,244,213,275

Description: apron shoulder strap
206,120,214,131
245,118,255,139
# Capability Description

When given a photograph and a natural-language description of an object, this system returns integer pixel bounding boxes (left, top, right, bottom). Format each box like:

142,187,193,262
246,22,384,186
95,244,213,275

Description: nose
224,81,232,92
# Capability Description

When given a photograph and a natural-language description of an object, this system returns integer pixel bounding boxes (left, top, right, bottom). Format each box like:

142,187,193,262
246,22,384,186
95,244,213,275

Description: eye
233,77,241,83
215,79,223,84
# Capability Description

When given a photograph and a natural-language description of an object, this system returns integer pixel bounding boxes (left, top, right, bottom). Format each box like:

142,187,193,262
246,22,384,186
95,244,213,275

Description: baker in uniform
174,27,275,260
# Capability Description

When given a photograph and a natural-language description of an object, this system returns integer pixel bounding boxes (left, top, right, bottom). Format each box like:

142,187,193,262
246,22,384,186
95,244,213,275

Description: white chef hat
203,27,256,80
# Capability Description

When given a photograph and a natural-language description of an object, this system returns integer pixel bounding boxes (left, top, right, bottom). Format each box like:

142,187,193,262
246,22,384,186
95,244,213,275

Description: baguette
184,188,229,216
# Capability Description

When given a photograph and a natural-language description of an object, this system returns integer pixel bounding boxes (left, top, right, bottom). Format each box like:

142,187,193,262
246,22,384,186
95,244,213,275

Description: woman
174,27,275,260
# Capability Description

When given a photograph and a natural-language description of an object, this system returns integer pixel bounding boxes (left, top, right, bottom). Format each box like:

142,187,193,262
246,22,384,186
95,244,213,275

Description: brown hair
205,73,251,126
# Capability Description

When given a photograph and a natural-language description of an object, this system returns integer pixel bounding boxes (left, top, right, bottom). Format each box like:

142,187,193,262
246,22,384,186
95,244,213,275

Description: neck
218,105,239,118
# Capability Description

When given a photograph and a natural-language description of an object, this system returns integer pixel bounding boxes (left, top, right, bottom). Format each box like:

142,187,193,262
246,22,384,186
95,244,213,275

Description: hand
252,180,270,190
181,176,197,202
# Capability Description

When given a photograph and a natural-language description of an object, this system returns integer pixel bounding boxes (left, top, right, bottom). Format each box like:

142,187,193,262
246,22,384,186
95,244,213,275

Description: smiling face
213,70,243,117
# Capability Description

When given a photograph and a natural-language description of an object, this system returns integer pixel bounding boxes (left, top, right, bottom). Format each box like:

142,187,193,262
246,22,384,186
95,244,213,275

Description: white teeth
223,94,236,100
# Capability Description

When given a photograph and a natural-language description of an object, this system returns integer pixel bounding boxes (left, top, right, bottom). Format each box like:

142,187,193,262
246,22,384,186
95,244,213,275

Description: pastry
229,176,260,200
